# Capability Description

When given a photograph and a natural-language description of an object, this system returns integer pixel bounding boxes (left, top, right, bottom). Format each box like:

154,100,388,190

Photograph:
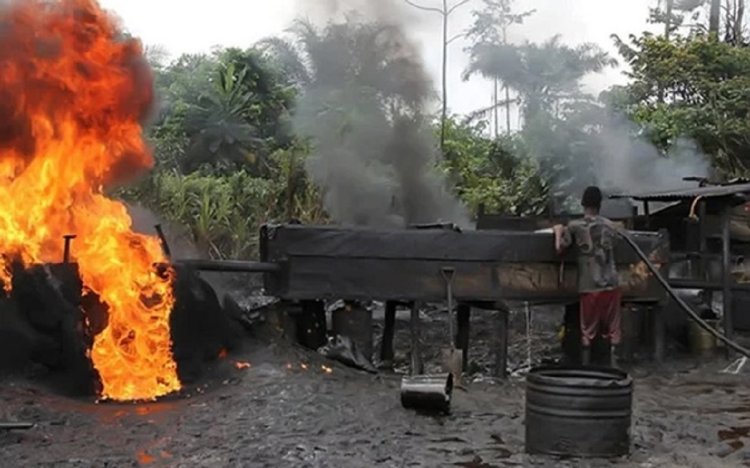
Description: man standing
554,186,622,367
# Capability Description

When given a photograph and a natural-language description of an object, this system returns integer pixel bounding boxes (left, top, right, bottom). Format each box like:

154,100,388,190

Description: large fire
0,0,180,400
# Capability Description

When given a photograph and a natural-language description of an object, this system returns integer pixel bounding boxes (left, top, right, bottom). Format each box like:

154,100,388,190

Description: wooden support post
493,308,509,379
332,301,373,361
722,204,734,355
562,302,581,364
644,201,651,230
380,301,397,367
409,303,424,375
298,300,327,350
699,201,707,280
652,305,665,364
456,304,471,370
621,303,635,364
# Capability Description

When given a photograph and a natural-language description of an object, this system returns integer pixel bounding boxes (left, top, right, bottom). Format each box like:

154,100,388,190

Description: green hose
616,230,750,358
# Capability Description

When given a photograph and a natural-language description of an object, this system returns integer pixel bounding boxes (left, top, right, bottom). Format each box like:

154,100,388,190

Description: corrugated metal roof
610,183,750,202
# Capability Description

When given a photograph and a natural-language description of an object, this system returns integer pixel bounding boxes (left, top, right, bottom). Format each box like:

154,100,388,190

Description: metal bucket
688,319,718,354
400,373,453,414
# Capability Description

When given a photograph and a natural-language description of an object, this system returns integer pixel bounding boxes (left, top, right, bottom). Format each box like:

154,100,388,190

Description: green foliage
614,34,750,175
134,6,750,261
465,0,535,45
465,35,616,120
441,118,549,215
121,159,325,259
149,48,296,176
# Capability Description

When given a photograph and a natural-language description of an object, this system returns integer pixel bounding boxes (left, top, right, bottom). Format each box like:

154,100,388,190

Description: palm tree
182,62,262,173
464,0,535,136
258,19,431,114
464,35,616,124
257,19,465,228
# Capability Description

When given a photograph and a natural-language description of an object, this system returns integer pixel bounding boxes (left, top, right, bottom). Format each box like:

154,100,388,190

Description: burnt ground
2,299,750,467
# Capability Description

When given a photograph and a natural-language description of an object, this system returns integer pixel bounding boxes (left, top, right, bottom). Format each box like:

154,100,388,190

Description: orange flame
0,0,180,400
234,361,251,370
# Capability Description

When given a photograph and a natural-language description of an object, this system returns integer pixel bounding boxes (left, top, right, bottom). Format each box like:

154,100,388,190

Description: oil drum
525,366,633,458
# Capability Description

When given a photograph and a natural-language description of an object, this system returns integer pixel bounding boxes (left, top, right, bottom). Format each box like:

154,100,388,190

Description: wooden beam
493,308,509,379
722,205,734,352
379,301,397,366
456,304,471,370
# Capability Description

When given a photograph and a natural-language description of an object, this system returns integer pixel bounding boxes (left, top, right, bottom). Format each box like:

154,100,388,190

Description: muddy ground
2,299,750,467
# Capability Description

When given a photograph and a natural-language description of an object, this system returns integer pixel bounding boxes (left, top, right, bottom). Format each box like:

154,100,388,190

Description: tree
149,48,295,175
464,0,535,136
441,117,549,214
259,20,429,110
464,35,616,124
403,0,471,152
709,0,721,35
614,33,750,175
180,61,264,173
724,0,746,45
650,0,745,43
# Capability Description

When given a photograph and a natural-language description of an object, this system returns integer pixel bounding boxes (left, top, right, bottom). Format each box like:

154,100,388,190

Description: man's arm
553,224,573,255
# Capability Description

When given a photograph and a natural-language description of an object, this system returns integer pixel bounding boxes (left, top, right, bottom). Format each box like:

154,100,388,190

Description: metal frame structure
612,182,750,345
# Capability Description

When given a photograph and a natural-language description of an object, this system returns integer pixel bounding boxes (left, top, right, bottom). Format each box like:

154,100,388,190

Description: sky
98,0,660,122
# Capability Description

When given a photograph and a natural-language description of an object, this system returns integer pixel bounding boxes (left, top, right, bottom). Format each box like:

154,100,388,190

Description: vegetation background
119,0,750,260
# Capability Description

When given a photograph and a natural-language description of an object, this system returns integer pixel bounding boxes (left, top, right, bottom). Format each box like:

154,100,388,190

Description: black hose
616,230,750,358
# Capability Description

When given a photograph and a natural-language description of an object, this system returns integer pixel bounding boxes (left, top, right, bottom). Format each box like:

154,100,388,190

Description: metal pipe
62,235,76,264
174,259,281,274
0,422,34,430
441,267,456,351
400,373,453,414
154,224,171,258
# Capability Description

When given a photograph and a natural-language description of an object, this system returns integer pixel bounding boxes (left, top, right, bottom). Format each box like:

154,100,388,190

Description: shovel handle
441,266,455,281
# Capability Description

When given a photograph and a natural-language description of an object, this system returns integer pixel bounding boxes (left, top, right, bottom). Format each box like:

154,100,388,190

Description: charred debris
0,246,248,399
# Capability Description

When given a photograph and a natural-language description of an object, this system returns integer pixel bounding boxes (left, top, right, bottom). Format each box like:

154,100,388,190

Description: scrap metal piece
62,235,76,264
154,224,171,258
174,259,281,274
0,422,34,430
400,373,453,414
318,335,377,373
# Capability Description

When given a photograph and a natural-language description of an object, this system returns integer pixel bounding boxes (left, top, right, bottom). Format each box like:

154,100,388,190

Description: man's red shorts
579,288,622,347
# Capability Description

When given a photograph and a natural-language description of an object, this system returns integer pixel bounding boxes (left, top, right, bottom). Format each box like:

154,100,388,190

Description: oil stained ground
2,305,750,467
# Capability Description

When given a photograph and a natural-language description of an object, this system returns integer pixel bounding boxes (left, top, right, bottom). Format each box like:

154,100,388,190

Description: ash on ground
2,299,750,467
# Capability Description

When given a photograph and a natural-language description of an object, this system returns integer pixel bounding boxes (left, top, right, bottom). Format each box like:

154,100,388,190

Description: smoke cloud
594,116,711,195
530,110,710,214
289,0,470,228
125,203,201,259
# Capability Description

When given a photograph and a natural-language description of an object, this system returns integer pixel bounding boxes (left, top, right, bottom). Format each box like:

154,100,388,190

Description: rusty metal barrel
525,366,633,458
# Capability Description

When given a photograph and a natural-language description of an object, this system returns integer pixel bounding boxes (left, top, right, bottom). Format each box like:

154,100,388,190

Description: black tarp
260,225,668,303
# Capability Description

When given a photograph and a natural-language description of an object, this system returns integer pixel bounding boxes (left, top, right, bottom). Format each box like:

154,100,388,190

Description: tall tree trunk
710,0,722,37
502,24,511,135
505,85,511,134
735,0,745,45
440,0,448,154
493,78,499,139
665,0,673,40
659,0,673,104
